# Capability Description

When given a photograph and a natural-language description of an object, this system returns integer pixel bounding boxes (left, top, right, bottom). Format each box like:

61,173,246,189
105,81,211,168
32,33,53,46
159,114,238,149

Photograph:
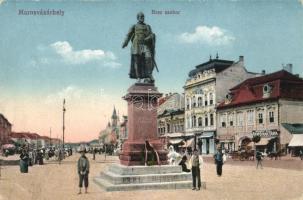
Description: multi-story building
217,69,303,153
184,55,258,154
0,114,12,146
157,93,188,150
157,93,185,134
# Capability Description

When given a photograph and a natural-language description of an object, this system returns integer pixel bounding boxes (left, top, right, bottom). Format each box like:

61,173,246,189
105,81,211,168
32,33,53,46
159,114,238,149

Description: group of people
175,147,226,191
19,148,45,173
19,147,73,173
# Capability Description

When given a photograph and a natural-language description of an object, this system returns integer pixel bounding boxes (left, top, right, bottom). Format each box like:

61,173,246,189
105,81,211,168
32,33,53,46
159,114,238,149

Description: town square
0,1,303,200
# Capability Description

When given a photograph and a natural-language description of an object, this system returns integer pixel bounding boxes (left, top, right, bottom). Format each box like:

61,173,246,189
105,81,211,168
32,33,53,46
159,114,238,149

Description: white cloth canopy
168,138,184,144
288,134,303,147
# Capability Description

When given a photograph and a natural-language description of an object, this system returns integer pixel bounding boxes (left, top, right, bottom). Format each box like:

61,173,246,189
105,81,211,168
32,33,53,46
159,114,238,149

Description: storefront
218,135,235,152
252,129,279,153
198,131,215,154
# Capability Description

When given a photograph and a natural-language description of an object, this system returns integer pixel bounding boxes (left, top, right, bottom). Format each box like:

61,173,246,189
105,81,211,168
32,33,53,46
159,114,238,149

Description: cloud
46,85,83,104
50,41,119,66
178,25,235,46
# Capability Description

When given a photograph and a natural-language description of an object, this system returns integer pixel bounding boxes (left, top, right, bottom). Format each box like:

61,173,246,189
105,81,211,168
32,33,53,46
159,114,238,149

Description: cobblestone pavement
0,154,302,200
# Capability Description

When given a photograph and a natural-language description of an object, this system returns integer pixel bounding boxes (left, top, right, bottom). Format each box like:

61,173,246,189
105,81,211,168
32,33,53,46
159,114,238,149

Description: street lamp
62,99,66,158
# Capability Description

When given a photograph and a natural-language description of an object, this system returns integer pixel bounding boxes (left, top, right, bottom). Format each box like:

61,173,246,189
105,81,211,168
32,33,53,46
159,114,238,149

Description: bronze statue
122,12,158,83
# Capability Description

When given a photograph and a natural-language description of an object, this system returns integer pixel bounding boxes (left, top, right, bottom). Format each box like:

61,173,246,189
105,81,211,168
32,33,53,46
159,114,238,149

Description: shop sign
217,135,235,140
252,129,279,137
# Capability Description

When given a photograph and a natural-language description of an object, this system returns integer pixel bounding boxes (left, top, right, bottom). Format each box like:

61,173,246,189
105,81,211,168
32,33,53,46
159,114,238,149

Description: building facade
0,114,12,146
157,93,187,149
184,56,258,154
217,70,303,153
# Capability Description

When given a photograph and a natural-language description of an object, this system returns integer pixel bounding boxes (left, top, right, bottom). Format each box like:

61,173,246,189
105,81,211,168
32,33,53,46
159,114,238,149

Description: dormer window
263,84,272,98
224,93,233,104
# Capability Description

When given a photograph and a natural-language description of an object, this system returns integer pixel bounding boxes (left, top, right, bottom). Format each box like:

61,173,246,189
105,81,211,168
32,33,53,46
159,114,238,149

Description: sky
0,0,302,142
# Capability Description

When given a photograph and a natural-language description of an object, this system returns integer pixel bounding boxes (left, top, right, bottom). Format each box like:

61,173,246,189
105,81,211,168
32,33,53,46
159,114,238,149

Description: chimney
283,63,293,74
262,70,266,75
239,56,244,62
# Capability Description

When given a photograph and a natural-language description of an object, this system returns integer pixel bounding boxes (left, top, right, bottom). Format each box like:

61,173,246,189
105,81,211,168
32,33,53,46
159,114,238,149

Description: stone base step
101,170,192,184
108,163,183,175
94,177,194,191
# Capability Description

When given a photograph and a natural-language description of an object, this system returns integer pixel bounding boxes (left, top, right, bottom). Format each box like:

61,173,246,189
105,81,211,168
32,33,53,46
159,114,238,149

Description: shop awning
255,137,275,146
288,134,303,147
168,138,184,144
199,132,214,139
163,132,184,138
180,138,194,147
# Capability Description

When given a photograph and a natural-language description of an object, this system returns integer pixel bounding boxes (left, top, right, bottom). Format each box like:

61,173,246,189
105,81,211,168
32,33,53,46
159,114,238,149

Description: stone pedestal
94,163,200,191
119,83,167,166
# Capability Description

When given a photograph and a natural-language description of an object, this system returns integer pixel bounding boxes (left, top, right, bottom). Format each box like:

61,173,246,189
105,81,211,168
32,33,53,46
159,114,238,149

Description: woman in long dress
20,149,29,173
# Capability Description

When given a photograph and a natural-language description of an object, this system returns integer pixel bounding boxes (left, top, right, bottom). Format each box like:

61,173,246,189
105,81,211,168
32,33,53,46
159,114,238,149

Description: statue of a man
122,12,157,83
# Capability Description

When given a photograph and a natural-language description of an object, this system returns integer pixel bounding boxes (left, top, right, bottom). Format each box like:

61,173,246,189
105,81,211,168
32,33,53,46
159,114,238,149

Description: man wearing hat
77,146,90,194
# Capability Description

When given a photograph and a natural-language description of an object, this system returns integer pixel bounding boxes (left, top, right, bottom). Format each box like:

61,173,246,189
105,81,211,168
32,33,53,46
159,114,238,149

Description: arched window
192,116,196,127
198,117,202,127
198,97,202,107
186,98,190,110
210,113,214,126
192,96,196,108
204,94,208,106
205,115,208,126
209,93,214,105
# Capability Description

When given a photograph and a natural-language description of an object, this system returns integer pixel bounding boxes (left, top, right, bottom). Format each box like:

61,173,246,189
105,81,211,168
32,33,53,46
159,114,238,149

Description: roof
231,70,302,90
218,70,303,109
158,108,184,118
10,132,42,139
0,113,12,125
282,123,303,134
112,107,118,119
188,58,234,77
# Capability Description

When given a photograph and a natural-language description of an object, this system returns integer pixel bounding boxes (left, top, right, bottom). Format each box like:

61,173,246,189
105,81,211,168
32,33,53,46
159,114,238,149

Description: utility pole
63,99,66,158
49,127,52,147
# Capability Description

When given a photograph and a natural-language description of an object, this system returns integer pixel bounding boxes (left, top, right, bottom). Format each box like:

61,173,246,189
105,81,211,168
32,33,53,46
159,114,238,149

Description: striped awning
255,137,275,146
289,134,303,147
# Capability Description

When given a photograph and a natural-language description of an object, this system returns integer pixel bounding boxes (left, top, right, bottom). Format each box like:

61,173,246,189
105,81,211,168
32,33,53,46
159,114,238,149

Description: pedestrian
20,149,29,173
189,149,203,191
37,150,44,165
179,155,190,172
214,148,224,176
78,147,90,194
92,148,96,160
28,151,33,166
256,151,263,169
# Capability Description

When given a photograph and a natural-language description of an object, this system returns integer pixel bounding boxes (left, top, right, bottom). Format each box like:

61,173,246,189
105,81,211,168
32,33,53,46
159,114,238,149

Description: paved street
0,154,302,200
